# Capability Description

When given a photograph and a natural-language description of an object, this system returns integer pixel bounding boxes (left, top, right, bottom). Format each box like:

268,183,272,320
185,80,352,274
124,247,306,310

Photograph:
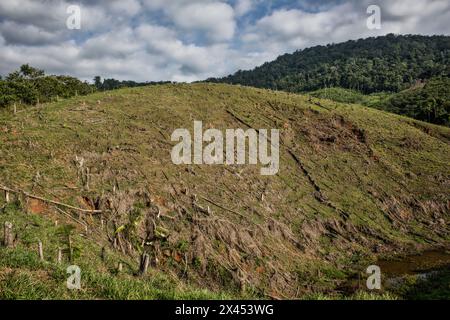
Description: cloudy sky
0,0,449,82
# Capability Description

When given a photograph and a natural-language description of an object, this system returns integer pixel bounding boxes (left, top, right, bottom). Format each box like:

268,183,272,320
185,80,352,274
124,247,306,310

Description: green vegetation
208,34,450,126
0,83,449,299
401,270,450,300
309,78,450,127
373,77,450,126
309,87,390,106
0,65,174,111
0,64,94,108
209,34,450,94
93,76,172,91
0,201,232,300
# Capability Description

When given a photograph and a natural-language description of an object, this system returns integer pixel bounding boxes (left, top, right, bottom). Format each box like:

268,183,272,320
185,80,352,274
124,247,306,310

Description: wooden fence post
68,235,73,262
139,253,150,275
38,241,44,261
5,190,10,203
101,247,106,262
57,248,62,264
3,222,13,247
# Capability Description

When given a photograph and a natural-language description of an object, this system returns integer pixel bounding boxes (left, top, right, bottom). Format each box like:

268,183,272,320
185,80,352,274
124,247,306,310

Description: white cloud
171,2,236,42
143,0,236,42
0,0,449,81
235,0,254,16
240,0,450,61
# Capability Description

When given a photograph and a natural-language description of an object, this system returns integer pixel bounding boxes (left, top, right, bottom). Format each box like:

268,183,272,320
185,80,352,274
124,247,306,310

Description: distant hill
309,87,389,106
308,77,450,127
1,84,449,299
374,77,450,126
208,34,450,94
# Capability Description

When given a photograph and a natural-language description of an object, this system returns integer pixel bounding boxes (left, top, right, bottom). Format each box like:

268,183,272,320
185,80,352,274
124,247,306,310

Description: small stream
377,248,450,277
339,248,450,297
375,248,450,298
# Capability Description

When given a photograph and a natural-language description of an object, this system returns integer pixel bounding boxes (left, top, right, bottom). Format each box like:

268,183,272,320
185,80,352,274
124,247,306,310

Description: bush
0,64,95,108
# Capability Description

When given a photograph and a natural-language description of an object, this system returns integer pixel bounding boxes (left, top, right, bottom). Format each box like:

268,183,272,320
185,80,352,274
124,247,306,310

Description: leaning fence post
3,222,13,247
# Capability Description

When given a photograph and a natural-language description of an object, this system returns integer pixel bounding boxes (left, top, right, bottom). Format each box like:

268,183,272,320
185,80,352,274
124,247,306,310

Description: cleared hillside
0,83,449,299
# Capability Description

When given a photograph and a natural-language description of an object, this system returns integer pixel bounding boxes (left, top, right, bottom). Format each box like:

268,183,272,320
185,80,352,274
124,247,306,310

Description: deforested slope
0,83,449,298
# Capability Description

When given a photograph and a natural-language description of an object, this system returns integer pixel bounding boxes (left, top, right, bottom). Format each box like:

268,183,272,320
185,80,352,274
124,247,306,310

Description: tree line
374,77,450,126
308,78,450,126
0,65,176,109
208,34,450,94
93,76,172,91
0,64,94,108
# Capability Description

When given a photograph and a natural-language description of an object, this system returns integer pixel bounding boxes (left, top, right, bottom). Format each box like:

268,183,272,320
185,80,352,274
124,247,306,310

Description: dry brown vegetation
0,83,449,298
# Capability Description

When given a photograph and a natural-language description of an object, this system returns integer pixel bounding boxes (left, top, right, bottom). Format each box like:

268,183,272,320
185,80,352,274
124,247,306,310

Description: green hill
208,34,450,94
0,83,449,299
308,87,390,106
308,78,450,127
374,77,450,126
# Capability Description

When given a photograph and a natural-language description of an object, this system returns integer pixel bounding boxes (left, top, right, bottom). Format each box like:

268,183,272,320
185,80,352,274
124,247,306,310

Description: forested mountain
208,34,450,94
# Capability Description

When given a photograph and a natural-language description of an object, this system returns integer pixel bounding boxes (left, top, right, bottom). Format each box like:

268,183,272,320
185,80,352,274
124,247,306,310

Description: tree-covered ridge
308,79,450,126
374,77,450,126
208,34,450,94
0,65,95,108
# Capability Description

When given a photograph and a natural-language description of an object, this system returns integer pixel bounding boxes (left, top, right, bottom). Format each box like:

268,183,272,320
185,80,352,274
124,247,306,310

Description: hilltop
0,83,449,299
209,34,450,94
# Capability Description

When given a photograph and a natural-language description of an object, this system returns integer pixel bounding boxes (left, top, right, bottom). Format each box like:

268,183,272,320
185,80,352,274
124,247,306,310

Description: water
377,248,450,277
336,249,450,295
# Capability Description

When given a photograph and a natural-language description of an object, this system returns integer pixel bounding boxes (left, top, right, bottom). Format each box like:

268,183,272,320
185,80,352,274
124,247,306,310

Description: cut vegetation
0,83,449,299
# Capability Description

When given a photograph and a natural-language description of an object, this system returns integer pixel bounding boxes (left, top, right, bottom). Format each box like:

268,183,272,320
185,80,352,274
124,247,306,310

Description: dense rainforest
374,77,450,126
309,77,450,126
208,34,450,94
207,34,450,125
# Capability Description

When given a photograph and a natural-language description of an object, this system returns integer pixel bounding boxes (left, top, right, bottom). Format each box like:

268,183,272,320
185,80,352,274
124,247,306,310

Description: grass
0,202,233,300
309,87,391,106
388,270,450,300
0,83,449,299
